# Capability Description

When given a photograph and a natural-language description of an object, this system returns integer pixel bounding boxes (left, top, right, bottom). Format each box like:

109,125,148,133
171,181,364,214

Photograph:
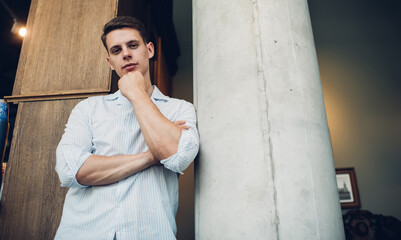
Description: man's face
106,28,154,78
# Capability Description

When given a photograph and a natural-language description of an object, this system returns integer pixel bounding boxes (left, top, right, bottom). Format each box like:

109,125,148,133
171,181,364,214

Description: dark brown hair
101,16,149,52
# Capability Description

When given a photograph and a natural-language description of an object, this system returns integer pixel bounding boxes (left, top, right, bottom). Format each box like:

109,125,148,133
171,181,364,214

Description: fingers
179,125,190,130
174,120,186,125
173,120,190,130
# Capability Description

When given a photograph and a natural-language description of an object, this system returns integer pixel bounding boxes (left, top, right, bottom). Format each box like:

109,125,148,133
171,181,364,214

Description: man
55,16,199,240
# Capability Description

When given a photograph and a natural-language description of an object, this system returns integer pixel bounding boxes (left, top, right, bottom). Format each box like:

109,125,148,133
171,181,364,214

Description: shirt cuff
160,152,184,175
65,151,93,188
160,130,194,175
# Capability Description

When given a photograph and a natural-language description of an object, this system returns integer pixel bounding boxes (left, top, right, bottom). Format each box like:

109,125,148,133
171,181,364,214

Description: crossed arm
75,151,156,186
57,72,195,187
75,121,189,186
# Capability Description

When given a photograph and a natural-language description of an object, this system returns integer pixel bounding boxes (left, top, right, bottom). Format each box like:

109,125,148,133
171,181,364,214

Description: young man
55,16,199,240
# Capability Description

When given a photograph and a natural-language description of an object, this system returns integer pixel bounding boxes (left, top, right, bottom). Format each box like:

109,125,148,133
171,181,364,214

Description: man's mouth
123,63,137,70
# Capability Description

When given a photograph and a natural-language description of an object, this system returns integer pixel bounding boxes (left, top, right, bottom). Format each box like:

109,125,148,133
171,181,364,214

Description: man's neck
143,72,153,97
146,84,154,97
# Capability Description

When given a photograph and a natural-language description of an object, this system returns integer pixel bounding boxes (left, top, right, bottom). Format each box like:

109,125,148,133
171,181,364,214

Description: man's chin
123,69,138,76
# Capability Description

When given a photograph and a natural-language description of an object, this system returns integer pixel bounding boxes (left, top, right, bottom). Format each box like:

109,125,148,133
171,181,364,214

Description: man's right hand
118,71,151,101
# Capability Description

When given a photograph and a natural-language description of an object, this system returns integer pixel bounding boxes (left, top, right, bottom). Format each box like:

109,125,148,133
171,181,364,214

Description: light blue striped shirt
55,86,199,240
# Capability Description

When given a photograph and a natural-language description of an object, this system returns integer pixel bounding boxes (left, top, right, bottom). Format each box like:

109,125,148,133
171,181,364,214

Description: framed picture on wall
335,168,361,209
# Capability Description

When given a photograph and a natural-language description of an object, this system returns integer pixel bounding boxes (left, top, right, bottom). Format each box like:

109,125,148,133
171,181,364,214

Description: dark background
0,0,30,98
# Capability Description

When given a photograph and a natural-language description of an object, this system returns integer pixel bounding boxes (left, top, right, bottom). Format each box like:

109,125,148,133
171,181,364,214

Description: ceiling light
18,27,27,37
11,20,26,37
1,0,26,37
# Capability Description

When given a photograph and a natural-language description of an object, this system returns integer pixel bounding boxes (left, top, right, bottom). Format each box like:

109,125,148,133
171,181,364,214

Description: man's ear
147,42,155,59
106,56,115,70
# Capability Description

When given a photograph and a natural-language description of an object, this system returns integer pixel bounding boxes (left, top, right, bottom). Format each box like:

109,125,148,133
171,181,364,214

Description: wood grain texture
0,1,183,239
13,0,118,96
1,1,119,238
0,100,81,240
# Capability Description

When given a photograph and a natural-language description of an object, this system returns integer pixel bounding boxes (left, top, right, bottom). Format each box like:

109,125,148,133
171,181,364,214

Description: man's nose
122,47,132,59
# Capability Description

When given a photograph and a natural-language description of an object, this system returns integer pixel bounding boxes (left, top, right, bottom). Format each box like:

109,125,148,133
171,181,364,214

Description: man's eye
129,44,138,48
111,48,121,54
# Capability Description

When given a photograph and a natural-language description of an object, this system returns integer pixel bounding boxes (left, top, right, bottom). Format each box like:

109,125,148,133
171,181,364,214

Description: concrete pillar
193,0,345,239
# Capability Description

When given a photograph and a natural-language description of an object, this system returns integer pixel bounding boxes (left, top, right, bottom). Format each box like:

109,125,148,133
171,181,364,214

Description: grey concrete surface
193,0,345,239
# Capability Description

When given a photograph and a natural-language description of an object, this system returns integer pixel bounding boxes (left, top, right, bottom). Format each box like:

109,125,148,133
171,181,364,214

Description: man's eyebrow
126,40,140,45
108,40,140,52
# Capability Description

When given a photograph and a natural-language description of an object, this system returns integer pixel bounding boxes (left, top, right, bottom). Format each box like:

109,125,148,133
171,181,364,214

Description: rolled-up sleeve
56,100,94,188
160,102,200,174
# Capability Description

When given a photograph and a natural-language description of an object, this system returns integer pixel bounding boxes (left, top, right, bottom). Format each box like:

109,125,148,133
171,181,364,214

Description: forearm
129,89,182,160
76,151,157,186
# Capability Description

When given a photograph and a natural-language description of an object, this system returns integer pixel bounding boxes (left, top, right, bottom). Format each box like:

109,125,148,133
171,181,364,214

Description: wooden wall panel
0,99,81,240
13,0,118,97
0,1,181,239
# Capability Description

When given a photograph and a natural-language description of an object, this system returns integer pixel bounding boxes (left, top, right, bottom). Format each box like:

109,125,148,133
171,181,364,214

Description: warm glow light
18,27,27,37
11,21,26,37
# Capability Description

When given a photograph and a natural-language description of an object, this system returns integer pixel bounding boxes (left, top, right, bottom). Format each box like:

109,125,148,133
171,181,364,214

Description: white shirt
55,86,199,240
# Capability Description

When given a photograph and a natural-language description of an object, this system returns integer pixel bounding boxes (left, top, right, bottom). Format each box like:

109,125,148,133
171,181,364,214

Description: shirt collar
104,85,169,105
151,86,169,102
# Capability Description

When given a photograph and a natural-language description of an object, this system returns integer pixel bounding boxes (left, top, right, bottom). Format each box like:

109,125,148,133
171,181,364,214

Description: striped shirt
55,86,199,240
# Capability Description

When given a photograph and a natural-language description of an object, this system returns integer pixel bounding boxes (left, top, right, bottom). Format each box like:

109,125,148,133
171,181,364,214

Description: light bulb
18,27,27,37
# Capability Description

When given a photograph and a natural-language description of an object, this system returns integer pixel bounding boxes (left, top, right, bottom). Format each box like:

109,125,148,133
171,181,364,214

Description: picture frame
335,168,361,209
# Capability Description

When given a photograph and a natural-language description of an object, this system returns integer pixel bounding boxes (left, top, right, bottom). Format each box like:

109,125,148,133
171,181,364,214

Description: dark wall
308,0,401,219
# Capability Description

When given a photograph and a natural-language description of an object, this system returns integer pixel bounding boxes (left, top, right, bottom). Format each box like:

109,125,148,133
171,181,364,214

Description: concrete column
193,0,345,239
